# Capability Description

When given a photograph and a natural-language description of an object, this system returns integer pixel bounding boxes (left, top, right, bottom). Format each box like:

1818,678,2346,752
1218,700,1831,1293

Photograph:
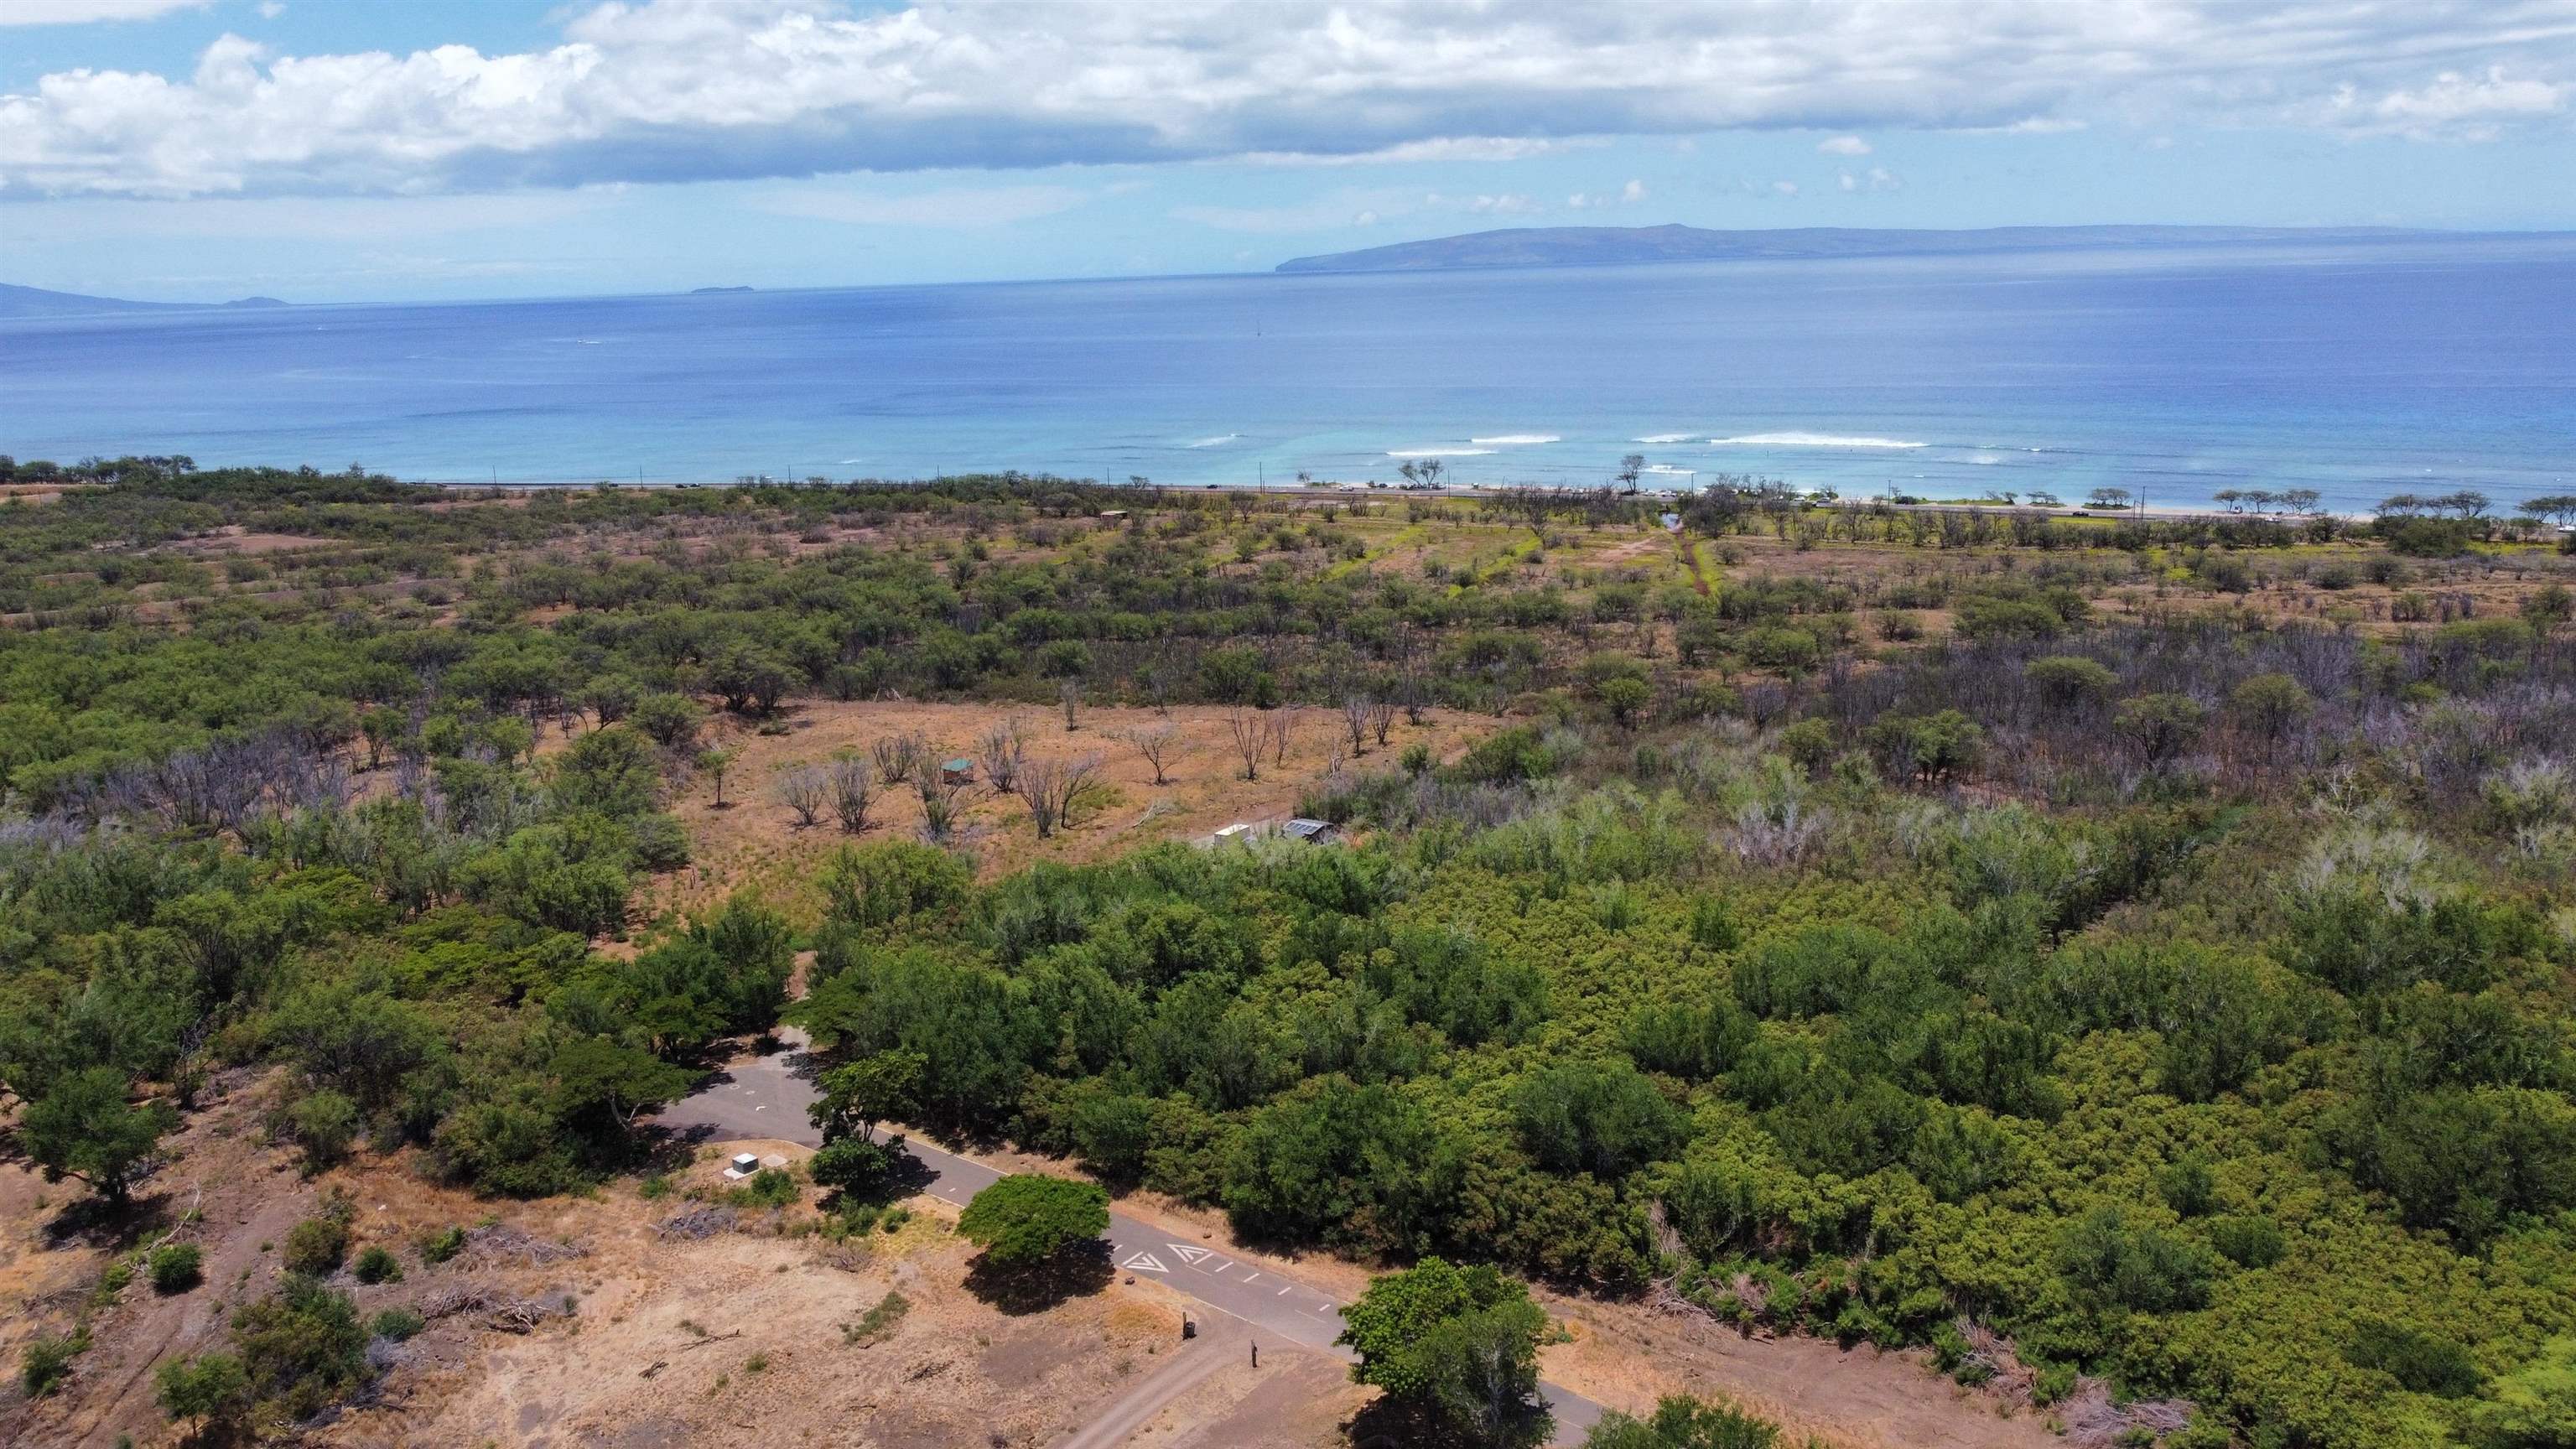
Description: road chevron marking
1167,1244,1215,1265
1123,1251,1170,1273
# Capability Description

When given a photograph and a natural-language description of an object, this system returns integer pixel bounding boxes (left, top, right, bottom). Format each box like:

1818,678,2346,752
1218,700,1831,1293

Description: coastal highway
652,1030,1604,1445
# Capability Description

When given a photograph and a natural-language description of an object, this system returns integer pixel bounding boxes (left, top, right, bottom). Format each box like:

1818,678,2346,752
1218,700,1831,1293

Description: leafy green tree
551,724,664,817
548,1036,699,1145
2228,671,2316,743
630,691,704,749
2054,1204,2213,1312
1863,709,1982,782
811,1050,926,1145
2025,655,2117,709
1511,1060,1684,1180
1337,1257,1552,1449
2114,692,2205,766
156,1351,250,1427
957,1174,1109,1266
21,1066,177,1208
696,745,742,807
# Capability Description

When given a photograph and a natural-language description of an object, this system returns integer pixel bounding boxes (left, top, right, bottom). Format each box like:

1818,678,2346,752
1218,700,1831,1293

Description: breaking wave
1709,432,1928,449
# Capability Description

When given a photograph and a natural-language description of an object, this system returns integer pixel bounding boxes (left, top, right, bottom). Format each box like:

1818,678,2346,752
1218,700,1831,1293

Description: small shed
1280,818,1338,844
940,757,977,787
1213,822,1256,844
723,1152,761,1181
1098,508,1130,520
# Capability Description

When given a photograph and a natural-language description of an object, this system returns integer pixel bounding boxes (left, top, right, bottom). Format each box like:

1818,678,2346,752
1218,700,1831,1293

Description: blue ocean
5,236,2571,512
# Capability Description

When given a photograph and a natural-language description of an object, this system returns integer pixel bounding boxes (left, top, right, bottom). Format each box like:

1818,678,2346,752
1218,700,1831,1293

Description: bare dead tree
914,763,963,843
1059,678,1083,731
777,765,827,828
871,732,930,786
1368,694,1398,747
1227,708,1265,782
1342,694,1373,756
978,716,1030,793
1122,721,1180,786
1015,753,1103,838
1269,709,1294,766
827,753,875,833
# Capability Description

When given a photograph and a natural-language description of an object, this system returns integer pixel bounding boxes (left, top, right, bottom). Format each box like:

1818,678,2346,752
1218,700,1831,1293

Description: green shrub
148,1243,205,1293
370,1308,425,1342
288,1089,361,1171
283,1216,349,1276
21,1332,84,1397
729,1166,801,1208
418,1225,467,1265
1776,719,1836,776
155,1351,248,1423
843,1290,910,1346
352,1244,403,1285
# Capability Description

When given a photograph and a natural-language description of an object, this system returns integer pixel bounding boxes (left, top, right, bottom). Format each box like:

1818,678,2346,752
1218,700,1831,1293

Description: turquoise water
4,236,2570,512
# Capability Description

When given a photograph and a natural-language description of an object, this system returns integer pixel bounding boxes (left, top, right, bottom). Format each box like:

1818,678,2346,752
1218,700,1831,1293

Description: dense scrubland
4,460,2574,1447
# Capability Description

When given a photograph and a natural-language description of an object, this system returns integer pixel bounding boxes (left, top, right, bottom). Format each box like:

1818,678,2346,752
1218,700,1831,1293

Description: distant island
1273,222,2489,273
1,283,289,319
689,285,756,294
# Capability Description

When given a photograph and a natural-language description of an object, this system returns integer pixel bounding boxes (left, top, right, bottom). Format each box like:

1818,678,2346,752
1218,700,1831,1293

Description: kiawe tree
958,1173,1109,1267
22,1066,178,1209
1337,1257,1553,1449
808,1049,926,1196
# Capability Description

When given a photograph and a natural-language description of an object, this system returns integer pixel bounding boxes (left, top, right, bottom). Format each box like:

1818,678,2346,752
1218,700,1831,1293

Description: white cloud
1429,191,1540,215
1771,179,1800,195
1818,135,1872,155
1,0,2568,197
2328,65,2568,138
1838,171,1857,191
1567,178,1648,209
257,1,284,18
1,0,207,23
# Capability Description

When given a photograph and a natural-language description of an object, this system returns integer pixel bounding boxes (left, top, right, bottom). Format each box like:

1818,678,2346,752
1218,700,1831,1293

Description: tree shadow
962,1239,1113,1316
1342,1397,1551,1449
635,1124,716,1176
39,1173,179,1251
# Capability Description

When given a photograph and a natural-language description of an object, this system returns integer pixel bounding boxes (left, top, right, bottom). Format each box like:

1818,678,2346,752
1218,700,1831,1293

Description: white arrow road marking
1124,1252,1169,1274
1168,1244,1214,1265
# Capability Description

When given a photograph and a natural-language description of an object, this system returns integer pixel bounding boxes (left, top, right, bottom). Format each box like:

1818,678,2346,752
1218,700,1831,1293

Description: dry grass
1535,1289,2065,1449
636,699,1495,922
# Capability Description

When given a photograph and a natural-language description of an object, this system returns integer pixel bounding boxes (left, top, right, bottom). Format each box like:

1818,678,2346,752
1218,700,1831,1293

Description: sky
1,0,2570,303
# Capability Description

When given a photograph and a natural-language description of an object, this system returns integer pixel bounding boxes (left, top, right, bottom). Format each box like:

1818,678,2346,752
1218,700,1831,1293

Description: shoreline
416,475,2434,527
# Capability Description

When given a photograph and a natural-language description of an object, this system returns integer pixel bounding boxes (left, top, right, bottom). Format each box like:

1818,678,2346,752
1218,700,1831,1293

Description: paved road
652,1031,1603,1444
